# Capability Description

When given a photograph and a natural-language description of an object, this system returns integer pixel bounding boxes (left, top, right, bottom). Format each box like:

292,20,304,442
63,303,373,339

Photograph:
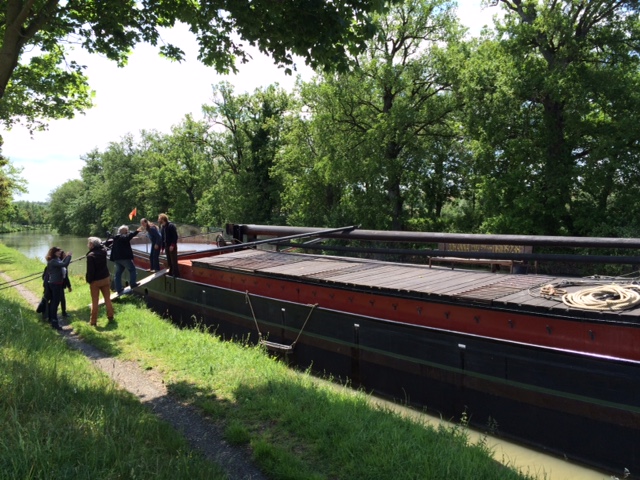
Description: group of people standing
43,213,179,329
139,213,178,277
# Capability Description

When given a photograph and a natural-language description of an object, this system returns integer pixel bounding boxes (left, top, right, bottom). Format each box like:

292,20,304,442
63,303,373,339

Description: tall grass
0,243,539,480
0,248,225,480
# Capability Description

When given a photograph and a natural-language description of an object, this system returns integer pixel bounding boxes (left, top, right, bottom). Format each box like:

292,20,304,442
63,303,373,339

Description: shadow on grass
167,379,219,402
72,320,126,357
0,252,22,266
228,377,532,480
1,349,224,479
0,287,126,358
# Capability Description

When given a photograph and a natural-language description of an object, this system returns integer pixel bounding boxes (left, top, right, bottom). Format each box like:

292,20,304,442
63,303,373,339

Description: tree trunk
0,0,61,99
539,96,573,235
385,141,404,231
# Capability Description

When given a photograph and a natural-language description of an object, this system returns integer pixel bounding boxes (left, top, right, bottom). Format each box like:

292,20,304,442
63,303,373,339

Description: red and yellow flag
128,207,137,220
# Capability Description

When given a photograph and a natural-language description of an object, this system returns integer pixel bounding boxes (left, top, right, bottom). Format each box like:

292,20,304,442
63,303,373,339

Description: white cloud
3,0,497,202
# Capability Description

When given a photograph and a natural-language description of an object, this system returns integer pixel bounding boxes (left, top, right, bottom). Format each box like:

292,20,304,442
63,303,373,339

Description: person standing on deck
109,225,142,294
45,246,72,330
86,237,114,327
158,213,179,277
140,218,162,272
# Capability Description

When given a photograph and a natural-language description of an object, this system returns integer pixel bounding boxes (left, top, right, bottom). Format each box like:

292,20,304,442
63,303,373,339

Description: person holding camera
86,236,114,327
45,246,72,330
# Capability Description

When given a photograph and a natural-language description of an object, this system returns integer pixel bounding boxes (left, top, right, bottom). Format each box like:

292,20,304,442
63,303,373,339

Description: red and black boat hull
138,272,640,476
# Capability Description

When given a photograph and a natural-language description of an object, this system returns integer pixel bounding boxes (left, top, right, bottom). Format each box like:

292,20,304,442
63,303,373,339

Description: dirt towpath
1,272,266,480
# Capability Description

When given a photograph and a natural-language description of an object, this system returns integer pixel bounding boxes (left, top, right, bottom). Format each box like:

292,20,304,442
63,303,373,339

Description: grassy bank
0,243,540,480
0,247,225,479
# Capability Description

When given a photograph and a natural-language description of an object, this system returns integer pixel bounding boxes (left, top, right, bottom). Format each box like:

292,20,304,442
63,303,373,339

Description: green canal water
0,230,94,277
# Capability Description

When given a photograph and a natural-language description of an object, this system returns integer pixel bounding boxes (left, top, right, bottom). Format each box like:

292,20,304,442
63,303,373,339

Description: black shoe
50,320,62,330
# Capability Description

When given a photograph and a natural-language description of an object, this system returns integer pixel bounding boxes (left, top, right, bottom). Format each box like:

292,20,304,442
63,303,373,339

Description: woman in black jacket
86,236,114,327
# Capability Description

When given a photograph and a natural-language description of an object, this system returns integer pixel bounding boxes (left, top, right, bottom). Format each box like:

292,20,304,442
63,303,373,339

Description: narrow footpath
1,272,266,480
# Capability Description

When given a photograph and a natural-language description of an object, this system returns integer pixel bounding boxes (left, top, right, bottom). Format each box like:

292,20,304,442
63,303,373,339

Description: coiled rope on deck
561,284,640,311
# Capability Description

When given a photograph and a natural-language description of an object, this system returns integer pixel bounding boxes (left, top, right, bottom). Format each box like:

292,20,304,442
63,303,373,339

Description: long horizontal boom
228,224,640,250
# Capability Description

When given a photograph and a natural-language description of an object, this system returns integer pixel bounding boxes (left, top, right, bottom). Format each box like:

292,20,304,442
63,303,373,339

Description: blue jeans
113,259,137,293
150,244,161,271
48,283,63,322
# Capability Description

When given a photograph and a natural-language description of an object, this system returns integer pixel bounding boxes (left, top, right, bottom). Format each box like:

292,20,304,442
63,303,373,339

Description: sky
3,1,500,202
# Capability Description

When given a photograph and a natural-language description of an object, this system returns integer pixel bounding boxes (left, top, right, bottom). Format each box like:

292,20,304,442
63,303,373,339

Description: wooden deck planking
205,249,266,262
307,263,382,281
418,274,502,296
336,266,430,287
261,259,356,277
436,275,509,294
350,266,460,289
458,276,552,304
319,265,409,284
497,291,564,308
195,251,305,272
191,249,640,318
493,290,553,307
370,271,443,290
389,267,491,289
363,271,449,290
318,269,402,287
401,275,495,296
327,270,418,288
333,270,448,292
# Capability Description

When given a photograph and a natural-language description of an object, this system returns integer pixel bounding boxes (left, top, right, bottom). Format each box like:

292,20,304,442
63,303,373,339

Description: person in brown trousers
86,236,114,326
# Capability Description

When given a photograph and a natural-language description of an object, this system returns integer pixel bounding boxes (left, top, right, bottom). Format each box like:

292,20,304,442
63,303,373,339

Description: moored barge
126,224,640,477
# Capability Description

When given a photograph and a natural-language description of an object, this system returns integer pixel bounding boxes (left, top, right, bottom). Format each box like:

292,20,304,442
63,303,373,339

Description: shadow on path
0,271,266,480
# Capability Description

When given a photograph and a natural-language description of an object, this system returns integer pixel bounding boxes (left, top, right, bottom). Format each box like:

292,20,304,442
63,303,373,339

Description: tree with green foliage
90,135,144,229
0,151,26,221
47,179,84,234
458,0,640,236
199,83,292,225
278,0,464,230
8,200,49,225
74,149,111,235
0,0,392,131
137,117,213,225
68,119,216,233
